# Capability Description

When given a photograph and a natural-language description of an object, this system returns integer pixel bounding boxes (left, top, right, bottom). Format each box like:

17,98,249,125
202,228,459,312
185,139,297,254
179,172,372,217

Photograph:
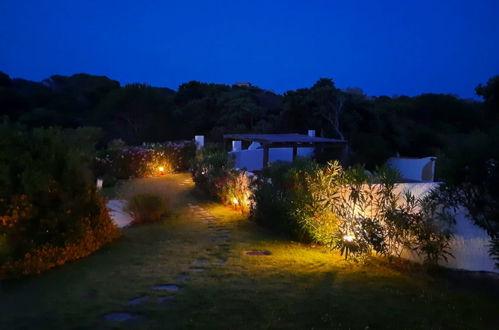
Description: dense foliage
190,145,252,212
0,72,486,167
95,140,195,185
0,124,120,278
251,159,455,264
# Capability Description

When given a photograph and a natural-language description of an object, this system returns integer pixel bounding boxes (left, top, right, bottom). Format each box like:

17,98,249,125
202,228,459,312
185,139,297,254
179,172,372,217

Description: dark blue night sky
1,0,498,98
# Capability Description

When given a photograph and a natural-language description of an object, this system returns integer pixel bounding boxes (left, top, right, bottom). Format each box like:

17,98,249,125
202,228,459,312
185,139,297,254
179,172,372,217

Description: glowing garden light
343,234,355,242
232,197,239,205
158,166,165,172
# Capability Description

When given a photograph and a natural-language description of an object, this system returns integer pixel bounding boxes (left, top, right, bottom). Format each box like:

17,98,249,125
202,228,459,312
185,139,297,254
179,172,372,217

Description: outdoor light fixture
233,197,239,205
158,166,165,172
343,234,354,242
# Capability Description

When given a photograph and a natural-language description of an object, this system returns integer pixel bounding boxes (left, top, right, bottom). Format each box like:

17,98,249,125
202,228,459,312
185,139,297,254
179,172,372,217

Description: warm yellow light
158,166,165,172
232,197,239,205
343,234,354,242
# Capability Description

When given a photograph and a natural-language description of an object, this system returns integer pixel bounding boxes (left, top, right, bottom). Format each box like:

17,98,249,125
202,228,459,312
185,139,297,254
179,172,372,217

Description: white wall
394,183,497,273
229,147,314,171
387,157,436,182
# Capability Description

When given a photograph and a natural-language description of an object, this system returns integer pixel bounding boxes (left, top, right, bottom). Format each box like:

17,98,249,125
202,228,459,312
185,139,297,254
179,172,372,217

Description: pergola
223,133,346,168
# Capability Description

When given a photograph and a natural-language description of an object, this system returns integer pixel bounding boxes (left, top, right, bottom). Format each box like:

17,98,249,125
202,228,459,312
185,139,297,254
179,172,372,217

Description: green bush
190,144,233,197
0,123,120,278
251,158,322,240
126,193,167,224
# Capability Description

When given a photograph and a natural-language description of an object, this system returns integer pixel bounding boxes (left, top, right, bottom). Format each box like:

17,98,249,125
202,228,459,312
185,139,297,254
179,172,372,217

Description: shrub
190,144,253,212
251,158,322,240
384,190,455,264
250,158,456,264
0,123,120,278
126,193,167,224
251,175,297,237
95,141,196,182
439,130,499,266
1,197,120,278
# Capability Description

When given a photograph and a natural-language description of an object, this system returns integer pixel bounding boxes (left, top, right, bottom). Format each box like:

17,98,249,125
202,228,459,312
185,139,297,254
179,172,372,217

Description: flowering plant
95,141,195,181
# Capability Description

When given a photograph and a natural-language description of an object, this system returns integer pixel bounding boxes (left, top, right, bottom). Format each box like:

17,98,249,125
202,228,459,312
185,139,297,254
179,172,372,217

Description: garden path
106,199,133,228
102,174,240,325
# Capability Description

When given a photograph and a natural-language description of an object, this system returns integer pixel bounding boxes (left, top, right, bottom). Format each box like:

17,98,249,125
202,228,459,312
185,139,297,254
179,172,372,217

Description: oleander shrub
126,193,167,224
0,124,120,279
251,159,317,239
250,158,456,264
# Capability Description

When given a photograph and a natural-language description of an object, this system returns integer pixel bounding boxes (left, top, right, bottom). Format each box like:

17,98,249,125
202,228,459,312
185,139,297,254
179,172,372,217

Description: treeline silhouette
0,71,496,168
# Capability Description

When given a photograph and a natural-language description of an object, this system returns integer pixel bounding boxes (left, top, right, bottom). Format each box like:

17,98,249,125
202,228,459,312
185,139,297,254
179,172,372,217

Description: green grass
0,173,498,329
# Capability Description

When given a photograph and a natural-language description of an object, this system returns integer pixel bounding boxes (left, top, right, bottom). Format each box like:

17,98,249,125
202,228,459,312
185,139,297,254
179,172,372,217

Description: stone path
106,199,133,228
103,201,233,324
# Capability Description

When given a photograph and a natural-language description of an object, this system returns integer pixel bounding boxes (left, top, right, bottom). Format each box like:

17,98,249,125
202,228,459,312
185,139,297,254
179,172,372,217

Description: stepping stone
104,313,138,322
128,296,149,305
173,273,190,282
189,266,208,272
215,238,230,243
152,285,181,291
193,258,209,266
246,250,272,256
157,295,175,303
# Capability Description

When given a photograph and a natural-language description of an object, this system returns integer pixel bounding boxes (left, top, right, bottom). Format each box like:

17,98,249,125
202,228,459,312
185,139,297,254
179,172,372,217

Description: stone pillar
263,144,270,168
232,140,242,152
194,135,204,150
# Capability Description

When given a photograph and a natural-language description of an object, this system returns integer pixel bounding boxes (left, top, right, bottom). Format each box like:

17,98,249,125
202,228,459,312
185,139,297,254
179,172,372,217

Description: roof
223,133,346,145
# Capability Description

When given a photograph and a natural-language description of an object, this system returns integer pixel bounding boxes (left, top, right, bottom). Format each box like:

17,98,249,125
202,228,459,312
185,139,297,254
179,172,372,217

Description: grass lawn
1,173,498,329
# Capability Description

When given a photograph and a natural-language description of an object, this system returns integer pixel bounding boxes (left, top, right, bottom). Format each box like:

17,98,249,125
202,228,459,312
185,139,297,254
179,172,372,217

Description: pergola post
292,145,298,160
263,144,270,168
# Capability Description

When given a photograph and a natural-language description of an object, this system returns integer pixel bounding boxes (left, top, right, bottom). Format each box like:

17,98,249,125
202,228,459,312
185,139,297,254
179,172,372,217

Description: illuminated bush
95,141,195,181
0,124,120,278
251,159,455,264
190,145,252,213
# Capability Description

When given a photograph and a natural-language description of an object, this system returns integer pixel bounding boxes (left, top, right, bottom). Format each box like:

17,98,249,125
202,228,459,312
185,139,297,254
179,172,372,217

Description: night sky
1,0,498,98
